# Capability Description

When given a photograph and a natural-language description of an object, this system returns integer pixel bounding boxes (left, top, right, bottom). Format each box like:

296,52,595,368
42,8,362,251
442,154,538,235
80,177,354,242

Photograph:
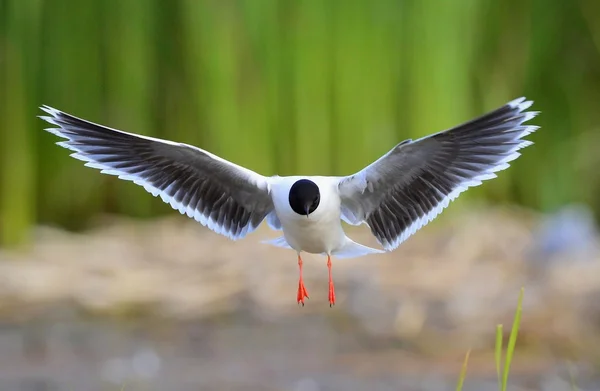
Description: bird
38,97,540,307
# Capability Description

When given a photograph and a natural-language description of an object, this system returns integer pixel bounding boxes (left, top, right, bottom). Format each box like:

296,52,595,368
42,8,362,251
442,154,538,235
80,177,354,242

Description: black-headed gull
39,97,539,306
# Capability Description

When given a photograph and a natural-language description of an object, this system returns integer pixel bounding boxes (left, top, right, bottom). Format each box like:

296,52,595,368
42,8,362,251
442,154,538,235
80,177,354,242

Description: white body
265,176,384,258
270,176,344,253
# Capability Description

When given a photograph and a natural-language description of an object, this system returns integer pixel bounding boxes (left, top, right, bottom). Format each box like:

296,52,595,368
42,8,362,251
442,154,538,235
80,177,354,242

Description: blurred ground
0,204,599,390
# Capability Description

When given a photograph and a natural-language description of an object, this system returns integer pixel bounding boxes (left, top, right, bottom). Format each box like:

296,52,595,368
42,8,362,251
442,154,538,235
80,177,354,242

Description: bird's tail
261,236,293,250
331,238,385,259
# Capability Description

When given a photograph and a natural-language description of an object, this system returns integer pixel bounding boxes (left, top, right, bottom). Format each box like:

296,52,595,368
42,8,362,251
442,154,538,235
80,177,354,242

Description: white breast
270,176,347,254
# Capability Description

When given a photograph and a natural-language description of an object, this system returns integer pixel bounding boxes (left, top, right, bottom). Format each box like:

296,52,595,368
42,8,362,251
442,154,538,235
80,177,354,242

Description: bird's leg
297,254,309,306
327,255,336,307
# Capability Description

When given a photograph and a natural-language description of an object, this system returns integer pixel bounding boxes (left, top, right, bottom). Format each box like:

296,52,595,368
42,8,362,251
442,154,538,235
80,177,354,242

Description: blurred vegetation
1,0,600,247
455,288,524,391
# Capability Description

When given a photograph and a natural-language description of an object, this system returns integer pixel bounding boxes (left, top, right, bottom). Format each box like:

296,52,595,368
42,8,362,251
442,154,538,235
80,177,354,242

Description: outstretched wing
39,106,275,240
336,97,540,251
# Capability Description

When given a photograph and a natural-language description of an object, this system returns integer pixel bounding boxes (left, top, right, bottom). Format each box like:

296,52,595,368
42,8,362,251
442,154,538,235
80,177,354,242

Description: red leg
297,254,309,306
327,255,336,307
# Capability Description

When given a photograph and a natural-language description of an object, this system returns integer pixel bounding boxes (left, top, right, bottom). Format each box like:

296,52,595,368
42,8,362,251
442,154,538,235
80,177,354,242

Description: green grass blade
501,287,524,391
455,349,471,391
495,324,503,391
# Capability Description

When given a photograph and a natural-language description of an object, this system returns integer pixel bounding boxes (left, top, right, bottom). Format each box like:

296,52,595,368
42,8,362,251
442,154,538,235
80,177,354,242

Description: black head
289,179,320,217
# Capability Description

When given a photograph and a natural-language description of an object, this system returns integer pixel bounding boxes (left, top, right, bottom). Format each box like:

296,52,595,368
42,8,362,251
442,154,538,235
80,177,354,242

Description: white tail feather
330,238,385,259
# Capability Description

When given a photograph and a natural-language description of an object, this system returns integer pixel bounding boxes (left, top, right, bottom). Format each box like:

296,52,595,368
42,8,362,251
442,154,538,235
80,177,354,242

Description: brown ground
0,204,599,390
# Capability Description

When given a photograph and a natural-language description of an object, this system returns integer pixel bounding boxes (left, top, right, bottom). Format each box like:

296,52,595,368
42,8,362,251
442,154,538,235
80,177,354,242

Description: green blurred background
1,0,600,247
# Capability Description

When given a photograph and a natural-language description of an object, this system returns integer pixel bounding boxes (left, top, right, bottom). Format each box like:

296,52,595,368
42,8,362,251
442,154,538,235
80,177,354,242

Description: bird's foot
328,280,336,307
327,255,336,307
297,279,309,306
297,254,309,306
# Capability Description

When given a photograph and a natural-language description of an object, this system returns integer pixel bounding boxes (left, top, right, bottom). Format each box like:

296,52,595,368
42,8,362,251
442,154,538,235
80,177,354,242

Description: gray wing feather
39,105,274,240
337,97,540,251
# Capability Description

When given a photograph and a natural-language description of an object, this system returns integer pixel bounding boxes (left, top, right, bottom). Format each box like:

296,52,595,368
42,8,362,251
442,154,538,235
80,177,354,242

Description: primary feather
39,105,275,240
337,97,540,251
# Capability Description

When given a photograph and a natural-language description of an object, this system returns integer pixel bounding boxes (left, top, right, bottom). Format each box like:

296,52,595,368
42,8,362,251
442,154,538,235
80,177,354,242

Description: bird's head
289,179,321,218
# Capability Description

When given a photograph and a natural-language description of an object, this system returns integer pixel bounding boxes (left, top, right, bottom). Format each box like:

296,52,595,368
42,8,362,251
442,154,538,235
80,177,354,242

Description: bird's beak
304,204,311,217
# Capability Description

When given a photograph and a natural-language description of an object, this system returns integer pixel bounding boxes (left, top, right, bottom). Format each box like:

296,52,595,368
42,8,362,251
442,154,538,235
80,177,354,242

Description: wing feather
337,97,540,250
39,105,275,240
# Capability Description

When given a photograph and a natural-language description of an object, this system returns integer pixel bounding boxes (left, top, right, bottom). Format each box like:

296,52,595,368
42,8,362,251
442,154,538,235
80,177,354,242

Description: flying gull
39,97,540,307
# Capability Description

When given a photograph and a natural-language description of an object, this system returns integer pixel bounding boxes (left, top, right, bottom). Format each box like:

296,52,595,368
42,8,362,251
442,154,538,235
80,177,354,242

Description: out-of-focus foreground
1,0,600,390
1,206,600,390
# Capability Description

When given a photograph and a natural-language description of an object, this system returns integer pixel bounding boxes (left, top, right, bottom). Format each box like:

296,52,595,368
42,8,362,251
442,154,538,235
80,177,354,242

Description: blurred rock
0,205,598,361
292,378,320,391
132,347,161,379
530,203,599,262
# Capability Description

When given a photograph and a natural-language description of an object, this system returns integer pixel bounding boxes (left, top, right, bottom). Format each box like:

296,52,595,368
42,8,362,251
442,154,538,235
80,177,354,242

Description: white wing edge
39,105,272,189
38,105,276,240
336,97,541,251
